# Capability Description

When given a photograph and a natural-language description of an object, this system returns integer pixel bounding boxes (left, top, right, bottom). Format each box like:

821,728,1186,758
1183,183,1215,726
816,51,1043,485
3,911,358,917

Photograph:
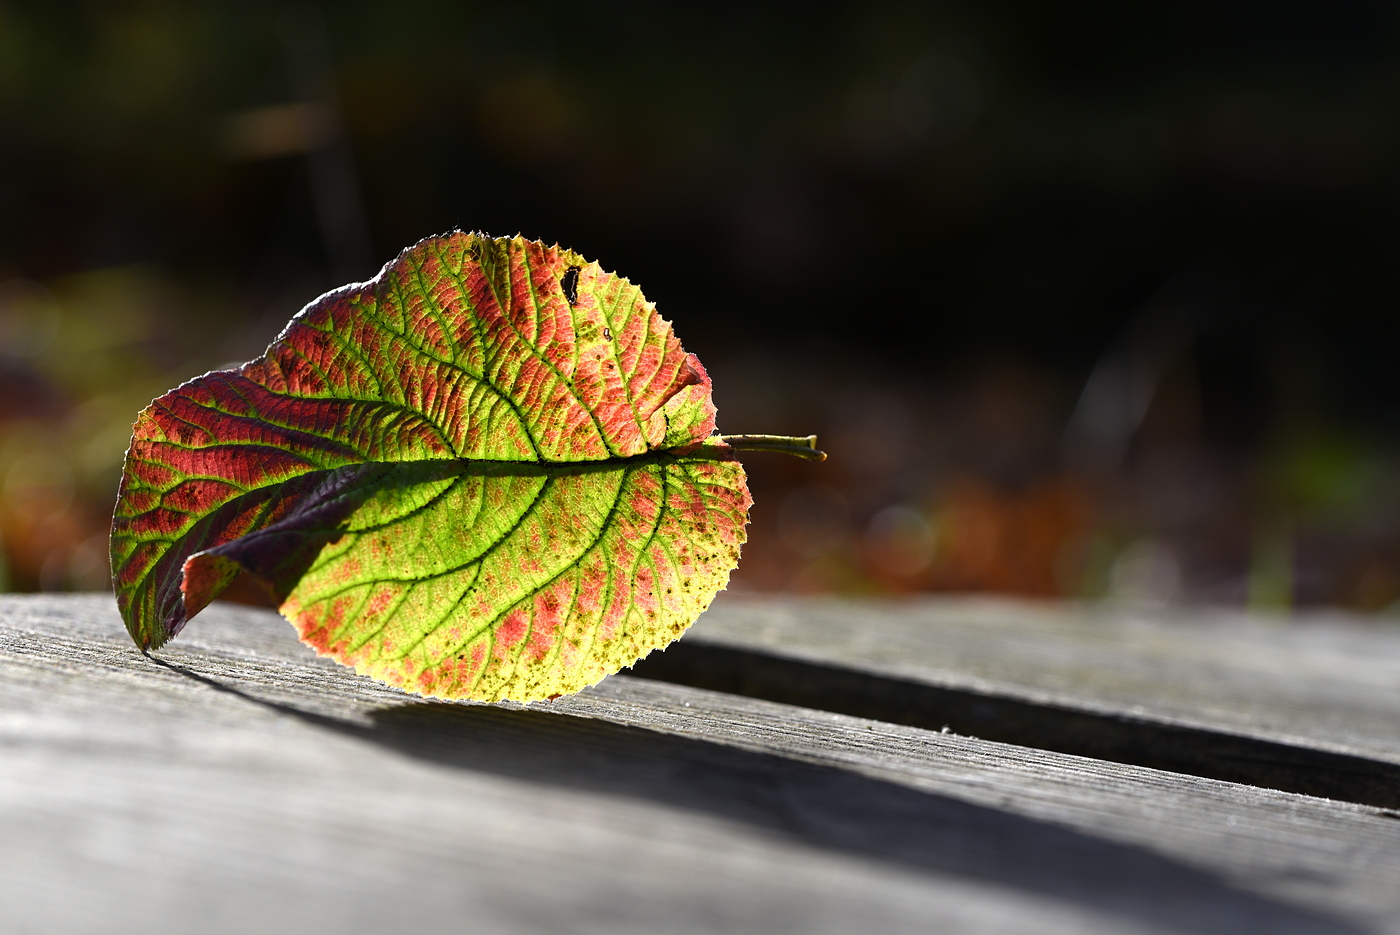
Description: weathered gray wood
2,594,1398,935
688,595,1400,764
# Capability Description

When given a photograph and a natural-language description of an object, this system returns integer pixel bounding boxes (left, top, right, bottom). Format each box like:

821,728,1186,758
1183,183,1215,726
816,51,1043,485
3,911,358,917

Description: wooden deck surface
2,593,1398,934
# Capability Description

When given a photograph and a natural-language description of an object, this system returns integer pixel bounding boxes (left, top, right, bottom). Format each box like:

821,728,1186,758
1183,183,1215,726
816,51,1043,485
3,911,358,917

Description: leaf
110,232,753,701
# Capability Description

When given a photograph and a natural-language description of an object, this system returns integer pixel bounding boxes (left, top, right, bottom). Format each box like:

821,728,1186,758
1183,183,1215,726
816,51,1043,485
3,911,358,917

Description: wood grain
685,595,1400,763
2,594,1397,934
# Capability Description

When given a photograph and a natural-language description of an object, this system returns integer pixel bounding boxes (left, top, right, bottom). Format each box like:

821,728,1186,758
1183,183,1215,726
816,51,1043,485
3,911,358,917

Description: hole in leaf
561,266,580,306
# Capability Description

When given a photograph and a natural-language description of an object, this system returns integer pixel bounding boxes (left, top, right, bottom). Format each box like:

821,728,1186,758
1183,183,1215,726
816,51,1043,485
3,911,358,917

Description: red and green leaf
110,233,752,701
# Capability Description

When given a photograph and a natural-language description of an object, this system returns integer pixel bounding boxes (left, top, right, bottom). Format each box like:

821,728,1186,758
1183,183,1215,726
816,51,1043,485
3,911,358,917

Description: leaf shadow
150,660,1367,935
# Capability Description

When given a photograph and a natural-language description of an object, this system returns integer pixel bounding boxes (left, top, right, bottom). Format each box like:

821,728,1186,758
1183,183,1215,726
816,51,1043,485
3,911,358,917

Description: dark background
2,0,1399,611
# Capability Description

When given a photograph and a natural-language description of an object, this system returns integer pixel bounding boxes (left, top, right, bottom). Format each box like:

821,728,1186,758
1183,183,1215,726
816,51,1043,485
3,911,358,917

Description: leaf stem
719,434,827,462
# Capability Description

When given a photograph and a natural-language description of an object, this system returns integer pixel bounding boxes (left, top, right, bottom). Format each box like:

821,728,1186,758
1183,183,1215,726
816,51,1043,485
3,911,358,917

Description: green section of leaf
190,444,746,700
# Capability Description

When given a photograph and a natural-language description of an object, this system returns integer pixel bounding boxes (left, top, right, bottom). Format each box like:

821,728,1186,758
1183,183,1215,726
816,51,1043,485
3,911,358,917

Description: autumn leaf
110,232,821,701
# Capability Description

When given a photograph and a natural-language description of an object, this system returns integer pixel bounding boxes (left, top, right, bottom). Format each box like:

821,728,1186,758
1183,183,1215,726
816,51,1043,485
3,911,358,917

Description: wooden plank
1,594,1398,934
682,595,1400,765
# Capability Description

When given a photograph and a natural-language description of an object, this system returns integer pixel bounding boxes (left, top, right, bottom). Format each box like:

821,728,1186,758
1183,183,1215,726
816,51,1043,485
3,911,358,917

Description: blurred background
3,0,1400,612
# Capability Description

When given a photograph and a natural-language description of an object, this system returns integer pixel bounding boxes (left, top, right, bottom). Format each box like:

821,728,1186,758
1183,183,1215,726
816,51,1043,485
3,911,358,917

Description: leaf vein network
305,468,555,618
434,463,638,669
372,470,580,661
432,246,547,462
482,243,616,457
280,335,363,401
563,461,669,672
594,279,648,443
